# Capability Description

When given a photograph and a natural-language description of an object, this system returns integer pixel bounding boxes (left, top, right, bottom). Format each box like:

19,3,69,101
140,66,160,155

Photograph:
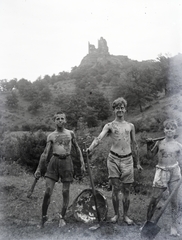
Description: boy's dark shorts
45,155,73,183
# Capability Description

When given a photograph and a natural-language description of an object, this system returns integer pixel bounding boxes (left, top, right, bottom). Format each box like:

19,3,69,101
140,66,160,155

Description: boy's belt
53,153,70,159
110,150,132,158
156,162,179,171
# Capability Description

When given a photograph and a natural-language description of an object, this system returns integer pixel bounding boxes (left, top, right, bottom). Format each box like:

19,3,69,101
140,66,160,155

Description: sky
0,0,182,82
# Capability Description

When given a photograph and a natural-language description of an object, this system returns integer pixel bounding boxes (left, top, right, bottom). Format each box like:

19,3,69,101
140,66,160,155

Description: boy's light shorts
107,152,134,183
153,163,181,188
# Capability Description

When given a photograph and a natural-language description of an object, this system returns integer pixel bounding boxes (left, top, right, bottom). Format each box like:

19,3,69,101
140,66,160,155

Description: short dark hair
112,97,127,110
53,111,66,121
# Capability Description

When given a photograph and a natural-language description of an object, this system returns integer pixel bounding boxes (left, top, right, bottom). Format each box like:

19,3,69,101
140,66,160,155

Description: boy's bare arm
177,142,182,171
34,139,52,179
71,132,85,171
130,124,142,170
88,124,110,152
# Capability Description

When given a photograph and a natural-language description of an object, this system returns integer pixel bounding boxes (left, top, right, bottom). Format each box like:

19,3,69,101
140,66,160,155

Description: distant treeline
1,54,182,129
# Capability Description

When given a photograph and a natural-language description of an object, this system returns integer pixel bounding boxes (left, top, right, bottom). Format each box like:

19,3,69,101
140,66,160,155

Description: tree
17,78,33,99
86,91,112,120
0,78,18,91
0,79,8,91
64,95,88,128
85,107,98,127
8,78,18,90
155,54,182,95
27,99,42,114
54,93,68,107
6,92,19,109
39,87,52,102
155,55,170,95
113,64,157,112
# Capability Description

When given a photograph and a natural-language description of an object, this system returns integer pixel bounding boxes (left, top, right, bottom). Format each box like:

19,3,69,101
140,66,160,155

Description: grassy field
0,161,182,240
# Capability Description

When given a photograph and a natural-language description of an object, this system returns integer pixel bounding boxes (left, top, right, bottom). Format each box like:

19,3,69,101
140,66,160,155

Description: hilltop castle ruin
88,37,109,55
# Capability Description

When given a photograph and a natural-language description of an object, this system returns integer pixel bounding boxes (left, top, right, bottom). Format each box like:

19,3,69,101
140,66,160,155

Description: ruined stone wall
88,37,109,55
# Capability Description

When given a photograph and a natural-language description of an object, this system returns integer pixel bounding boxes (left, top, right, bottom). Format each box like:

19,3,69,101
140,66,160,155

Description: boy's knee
171,198,178,207
62,188,69,196
45,187,52,196
149,196,159,205
112,184,120,192
110,178,121,190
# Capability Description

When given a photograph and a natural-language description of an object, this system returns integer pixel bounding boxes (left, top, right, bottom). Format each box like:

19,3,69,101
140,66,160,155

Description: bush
0,161,26,176
0,133,20,161
21,123,51,132
1,131,47,172
22,124,32,131
16,131,47,171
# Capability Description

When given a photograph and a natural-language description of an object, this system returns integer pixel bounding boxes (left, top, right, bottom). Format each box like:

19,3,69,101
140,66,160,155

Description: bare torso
108,120,132,155
48,129,72,155
157,139,182,167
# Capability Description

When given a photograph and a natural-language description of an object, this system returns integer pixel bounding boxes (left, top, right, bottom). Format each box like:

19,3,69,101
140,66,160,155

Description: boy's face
164,124,176,138
114,103,126,117
54,113,66,127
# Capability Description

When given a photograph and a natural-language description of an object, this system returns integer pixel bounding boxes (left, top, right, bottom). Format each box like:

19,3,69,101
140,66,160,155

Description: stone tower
88,37,109,55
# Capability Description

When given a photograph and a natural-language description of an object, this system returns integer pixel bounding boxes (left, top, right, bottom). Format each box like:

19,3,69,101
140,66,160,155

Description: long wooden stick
146,137,165,142
154,177,182,224
146,134,178,143
84,143,101,222
27,178,38,198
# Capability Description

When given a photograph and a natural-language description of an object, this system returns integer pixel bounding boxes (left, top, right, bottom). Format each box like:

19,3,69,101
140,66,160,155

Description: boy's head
53,112,67,126
53,111,66,120
163,119,178,129
163,119,178,138
112,97,127,110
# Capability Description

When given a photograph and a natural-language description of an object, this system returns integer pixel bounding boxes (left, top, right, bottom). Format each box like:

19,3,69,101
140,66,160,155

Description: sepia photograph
0,0,182,239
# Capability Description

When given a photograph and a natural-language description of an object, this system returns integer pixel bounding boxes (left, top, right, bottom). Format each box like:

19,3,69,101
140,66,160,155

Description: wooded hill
1,39,182,134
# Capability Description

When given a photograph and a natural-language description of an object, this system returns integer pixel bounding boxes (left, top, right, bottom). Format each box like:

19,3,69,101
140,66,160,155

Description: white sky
0,0,182,82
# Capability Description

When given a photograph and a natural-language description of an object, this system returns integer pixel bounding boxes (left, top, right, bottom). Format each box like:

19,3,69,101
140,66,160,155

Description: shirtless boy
87,97,142,224
34,112,85,228
147,119,182,236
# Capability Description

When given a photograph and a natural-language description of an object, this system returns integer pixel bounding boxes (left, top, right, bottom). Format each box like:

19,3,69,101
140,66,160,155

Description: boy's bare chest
52,132,71,145
159,142,180,158
110,122,131,138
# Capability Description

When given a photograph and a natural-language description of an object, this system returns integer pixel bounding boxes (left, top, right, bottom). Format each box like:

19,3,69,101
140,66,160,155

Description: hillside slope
1,87,182,140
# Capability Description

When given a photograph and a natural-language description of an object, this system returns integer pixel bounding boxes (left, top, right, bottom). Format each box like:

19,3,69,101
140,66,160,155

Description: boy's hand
86,148,90,154
137,163,143,171
146,138,154,143
34,169,41,179
81,162,86,173
86,148,93,157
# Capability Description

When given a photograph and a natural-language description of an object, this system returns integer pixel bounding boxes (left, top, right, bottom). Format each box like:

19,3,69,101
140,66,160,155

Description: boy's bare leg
110,179,120,223
169,181,180,236
122,183,133,225
147,187,165,221
41,178,55,228
59,182,70,227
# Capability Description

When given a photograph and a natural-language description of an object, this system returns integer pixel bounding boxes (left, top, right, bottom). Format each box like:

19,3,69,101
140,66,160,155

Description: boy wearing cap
87,97,142,224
